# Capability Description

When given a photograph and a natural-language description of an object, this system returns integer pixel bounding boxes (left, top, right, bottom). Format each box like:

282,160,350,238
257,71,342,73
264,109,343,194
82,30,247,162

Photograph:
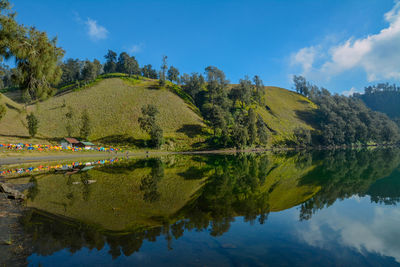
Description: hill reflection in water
23,149,400,266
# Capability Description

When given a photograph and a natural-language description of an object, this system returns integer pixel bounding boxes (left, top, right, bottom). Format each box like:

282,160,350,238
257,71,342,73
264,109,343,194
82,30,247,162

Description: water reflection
20,149,400,266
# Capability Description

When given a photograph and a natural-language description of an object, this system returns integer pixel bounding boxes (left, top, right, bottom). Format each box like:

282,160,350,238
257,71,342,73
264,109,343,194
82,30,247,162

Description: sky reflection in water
23,149,400,266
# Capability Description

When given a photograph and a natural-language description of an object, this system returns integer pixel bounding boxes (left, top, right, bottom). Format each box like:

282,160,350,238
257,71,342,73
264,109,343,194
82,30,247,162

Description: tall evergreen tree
26,112,38,137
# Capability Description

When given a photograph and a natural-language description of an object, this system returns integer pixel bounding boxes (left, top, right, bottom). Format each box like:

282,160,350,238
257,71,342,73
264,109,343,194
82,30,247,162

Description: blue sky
11,0,400,94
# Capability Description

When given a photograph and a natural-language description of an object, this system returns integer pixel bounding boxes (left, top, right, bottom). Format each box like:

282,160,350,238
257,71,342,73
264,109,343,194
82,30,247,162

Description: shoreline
0,143,399,166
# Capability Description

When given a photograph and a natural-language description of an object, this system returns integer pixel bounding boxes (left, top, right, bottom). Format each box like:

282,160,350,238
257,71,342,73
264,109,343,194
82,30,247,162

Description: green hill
256,86,316,144
0,77,316,149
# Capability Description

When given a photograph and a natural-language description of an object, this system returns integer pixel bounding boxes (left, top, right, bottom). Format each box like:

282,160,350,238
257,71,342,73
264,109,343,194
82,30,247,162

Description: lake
3,148,400,266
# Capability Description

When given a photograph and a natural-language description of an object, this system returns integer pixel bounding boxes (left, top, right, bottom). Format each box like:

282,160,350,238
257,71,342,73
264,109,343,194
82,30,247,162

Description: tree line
353,83,400,126
293,75,400,146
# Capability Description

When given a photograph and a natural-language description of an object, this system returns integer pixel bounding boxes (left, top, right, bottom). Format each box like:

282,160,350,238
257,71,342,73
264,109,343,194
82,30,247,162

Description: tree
80,109,91,139
0,2,64,100
138,104,158,132
0,94,5,121
81,60,97,83
293,75,309,97
26,112,38,137
202,103,227,136
117,52,139,76
167,66,180,83
60,58,81,85
202,66,230,137
253,75,265,105
138,104,163,148
180,73,204,103
247,108,257,145
293,127,311,147
232,123,248,149
103,50,117,73
93,59,103,76
141,64,158,79
256,115,268,145
0,64,13,88
65,106,74,136
159,55,168,86
229,76,252,108
150,124,163,149
125,56,139,76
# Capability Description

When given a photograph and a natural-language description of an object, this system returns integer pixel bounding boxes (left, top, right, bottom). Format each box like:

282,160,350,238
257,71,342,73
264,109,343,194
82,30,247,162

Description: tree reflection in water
21,148,400,260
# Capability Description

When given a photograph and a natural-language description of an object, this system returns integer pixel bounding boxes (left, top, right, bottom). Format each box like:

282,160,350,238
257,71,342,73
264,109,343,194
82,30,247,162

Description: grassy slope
0,92,35,143
257,86,317,145
0,78,206,149
0,78,317,148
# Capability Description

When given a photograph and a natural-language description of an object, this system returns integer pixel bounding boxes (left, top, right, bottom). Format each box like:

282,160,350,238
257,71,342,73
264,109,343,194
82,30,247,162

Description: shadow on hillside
177,124,204,138
178,166,209,180
0,134,60,142
297,99,310,105
295,109,320,129
95,135,147,148
5,103,21,112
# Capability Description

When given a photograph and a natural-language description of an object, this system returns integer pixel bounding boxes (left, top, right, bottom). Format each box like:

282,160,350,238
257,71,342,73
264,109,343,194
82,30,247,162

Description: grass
0,77,318,150
0,77,207,150
256,86,317,145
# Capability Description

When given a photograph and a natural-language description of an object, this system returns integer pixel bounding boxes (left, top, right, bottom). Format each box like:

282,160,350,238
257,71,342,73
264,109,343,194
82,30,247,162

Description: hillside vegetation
256,86,316,144
0,76,316,150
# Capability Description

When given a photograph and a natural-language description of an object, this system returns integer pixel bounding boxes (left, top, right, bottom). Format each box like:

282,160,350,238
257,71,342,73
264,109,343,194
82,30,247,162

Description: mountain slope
258,86,317,144
0,78,317,149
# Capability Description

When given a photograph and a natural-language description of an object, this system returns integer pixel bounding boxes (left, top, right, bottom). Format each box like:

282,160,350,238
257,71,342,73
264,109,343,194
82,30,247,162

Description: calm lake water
7,149,400,266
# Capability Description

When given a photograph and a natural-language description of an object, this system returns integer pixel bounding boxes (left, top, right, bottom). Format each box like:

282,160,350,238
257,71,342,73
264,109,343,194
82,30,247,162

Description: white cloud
85,18,108,41
290,46,318,73
342,87,361,96
128,43,144,54
291,1,400,82
296,200,400,263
